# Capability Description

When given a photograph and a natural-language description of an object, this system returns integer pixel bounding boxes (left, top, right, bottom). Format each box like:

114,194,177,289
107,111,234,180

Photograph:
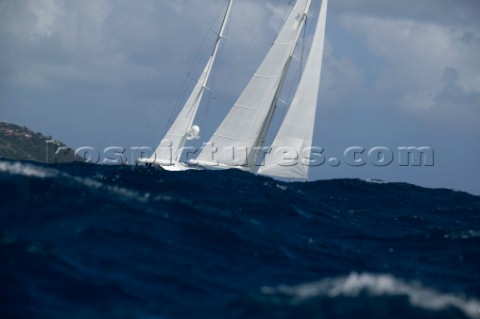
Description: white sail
145,0,233,166
258,0,328,180
196,0,312,170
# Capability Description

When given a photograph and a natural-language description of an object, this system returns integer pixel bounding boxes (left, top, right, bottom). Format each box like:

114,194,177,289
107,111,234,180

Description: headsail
258,0,328,180
196,0,312,170
145,0,234,166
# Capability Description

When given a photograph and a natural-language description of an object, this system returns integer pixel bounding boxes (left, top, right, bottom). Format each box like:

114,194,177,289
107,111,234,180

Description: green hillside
0,122,84,163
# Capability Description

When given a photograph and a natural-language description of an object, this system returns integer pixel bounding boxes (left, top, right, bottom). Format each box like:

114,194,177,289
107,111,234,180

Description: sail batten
258,0,328,180
196,0,312,168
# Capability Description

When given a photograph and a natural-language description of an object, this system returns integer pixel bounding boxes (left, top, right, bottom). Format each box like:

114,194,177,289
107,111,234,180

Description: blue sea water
1,160,480,319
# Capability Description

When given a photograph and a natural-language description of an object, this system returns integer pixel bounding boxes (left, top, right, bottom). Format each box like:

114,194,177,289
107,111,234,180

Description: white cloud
28,0,64,39
0,0,307,91
338,14,480,131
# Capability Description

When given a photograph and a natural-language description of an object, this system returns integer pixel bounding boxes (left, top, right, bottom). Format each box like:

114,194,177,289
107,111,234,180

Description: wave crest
261,273,480,318
0,161,57,178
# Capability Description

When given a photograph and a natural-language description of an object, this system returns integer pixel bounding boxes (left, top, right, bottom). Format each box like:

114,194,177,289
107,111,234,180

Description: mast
149,0,233,165
258,0,328,180
196,0,312,169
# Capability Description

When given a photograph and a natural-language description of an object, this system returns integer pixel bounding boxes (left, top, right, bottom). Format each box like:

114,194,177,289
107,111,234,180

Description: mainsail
258,0,328,180
196,0,312,170
143,0,233,167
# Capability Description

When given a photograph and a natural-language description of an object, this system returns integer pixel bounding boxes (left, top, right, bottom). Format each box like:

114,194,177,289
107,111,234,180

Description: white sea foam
69,175,150,203
261,272,480,318
0,161,57,178
365,179,388,184
0,160,150,203
447,230,480,240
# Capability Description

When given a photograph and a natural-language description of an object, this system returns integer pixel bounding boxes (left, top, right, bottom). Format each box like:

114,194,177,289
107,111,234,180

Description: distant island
0,122,85,163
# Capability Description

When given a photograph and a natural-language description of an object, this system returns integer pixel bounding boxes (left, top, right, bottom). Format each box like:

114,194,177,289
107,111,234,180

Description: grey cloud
332,0,480,27
334,10,480,132
433,67,480,131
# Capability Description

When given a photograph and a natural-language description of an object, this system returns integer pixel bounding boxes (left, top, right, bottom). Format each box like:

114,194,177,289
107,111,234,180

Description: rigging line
282,1,295,23
201,53,217,127
184,1,229,81
192,0,232,76
135,20,213,147
162,1,229,137
272,14,308,137
135,58,194,148
201,0,232,126
273,0,295,39
300,14,308,82
212,24,267,101
212,0,294,102
201,6,231,128
144,1,224,145
167,30,211,130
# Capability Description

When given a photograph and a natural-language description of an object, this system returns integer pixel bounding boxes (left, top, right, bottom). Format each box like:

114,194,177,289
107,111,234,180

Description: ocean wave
2,162,479,319
365,179,388,184
68,174,151,204
261,273,480,319
446,230,480,240
0,160,151,204
0,161,57,178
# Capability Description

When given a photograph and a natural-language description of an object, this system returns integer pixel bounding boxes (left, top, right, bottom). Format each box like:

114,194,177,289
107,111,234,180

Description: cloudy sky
1,0,479,194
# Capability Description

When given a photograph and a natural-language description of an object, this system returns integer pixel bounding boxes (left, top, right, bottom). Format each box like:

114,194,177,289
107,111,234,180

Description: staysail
196,0,312,170
258,0,328,180
145,0,233,167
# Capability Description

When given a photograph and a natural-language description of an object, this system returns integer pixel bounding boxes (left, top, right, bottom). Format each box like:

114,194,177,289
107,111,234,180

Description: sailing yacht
139,0,328,181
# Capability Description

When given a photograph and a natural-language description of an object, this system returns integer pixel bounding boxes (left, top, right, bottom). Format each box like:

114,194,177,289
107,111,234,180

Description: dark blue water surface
1,160,480,319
